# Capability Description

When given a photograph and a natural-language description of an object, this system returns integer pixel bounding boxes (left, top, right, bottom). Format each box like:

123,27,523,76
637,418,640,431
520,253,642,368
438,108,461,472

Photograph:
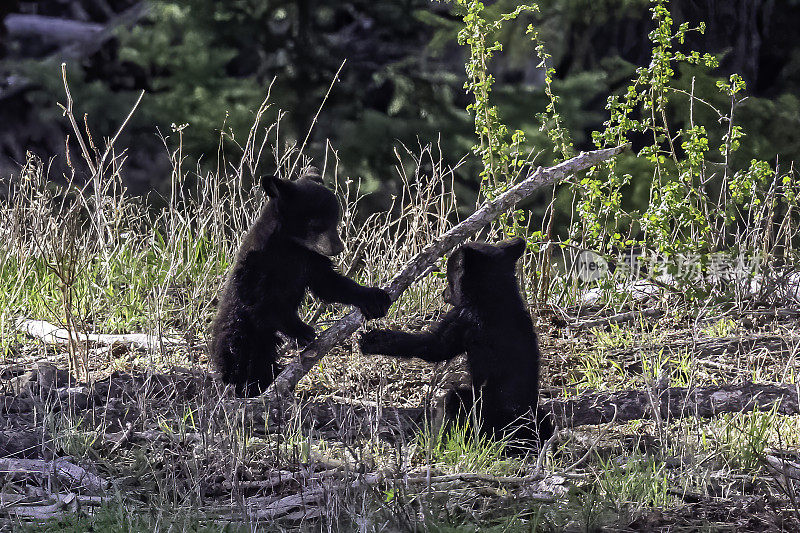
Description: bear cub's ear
500,237,526,261
261,175,293,198
299,166,324,184
460,245,481,263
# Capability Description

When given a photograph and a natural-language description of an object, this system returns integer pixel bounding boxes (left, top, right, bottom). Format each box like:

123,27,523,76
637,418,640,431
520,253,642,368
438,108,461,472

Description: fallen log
267,144,629,399
765,455,800,481
17,318,182,351
5,14,103,46
543,382,800,428
301,381,799,431
255,382,799,434
3,380,796,440
0,458,108,492
4,3,148,60
252,487,326,520
246,470,558,521
8,493,80,520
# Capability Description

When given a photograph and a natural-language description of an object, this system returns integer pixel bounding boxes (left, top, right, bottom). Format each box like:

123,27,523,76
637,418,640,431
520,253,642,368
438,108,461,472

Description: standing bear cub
359,238,553,444
211,168,391,396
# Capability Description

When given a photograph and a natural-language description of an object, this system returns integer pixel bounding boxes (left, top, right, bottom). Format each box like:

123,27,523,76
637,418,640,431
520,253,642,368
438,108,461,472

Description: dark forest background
1,0,799,211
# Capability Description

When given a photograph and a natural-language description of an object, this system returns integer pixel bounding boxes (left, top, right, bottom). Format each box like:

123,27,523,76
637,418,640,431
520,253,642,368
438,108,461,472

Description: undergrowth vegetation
1,0,800,531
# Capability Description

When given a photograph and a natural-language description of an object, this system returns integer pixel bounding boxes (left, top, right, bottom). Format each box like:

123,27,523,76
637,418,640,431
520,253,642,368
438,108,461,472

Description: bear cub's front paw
358,288,392,319
358,329,394,353
292,323,317,347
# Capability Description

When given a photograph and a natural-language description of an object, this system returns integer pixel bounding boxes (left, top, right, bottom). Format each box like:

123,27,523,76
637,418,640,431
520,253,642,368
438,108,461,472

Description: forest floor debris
1,309,799,530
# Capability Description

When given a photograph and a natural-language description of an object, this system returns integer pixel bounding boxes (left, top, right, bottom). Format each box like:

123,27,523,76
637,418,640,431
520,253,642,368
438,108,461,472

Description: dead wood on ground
17,318,183,351
4,376,796,443
543,381,800,427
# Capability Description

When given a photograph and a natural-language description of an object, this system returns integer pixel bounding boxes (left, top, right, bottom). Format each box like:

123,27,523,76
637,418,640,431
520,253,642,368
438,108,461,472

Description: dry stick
266,144,629,399
96,89,145,175
289,59,347,178
59,63,96,175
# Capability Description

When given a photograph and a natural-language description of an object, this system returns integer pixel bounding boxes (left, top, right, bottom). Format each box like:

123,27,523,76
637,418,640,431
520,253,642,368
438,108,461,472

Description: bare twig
289,60,347,178
96,89,145,176
59,63,96,175
532,428,559,477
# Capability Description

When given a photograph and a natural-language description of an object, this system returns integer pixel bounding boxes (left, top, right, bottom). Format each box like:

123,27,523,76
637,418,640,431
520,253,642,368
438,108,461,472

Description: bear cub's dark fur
211,168,391,396
359,238,553,444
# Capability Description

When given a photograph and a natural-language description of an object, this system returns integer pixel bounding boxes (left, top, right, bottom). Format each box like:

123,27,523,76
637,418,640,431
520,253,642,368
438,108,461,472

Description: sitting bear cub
211,168,391,396
359,238,553,444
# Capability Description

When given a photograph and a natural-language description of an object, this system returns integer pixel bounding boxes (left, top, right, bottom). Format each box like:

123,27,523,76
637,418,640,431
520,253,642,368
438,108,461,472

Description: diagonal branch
266,144,629,399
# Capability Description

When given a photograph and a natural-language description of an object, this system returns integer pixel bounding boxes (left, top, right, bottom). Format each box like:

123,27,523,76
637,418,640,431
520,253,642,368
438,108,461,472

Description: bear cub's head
444,237,526,306
261,168,345,257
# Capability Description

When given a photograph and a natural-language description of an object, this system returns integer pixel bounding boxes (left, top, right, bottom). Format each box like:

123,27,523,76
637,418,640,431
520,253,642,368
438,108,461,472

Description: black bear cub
211,168,391,396
359,238,553,444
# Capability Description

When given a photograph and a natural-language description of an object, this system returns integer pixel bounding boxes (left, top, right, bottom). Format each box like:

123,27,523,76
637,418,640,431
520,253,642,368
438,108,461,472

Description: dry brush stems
266,144,629,399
